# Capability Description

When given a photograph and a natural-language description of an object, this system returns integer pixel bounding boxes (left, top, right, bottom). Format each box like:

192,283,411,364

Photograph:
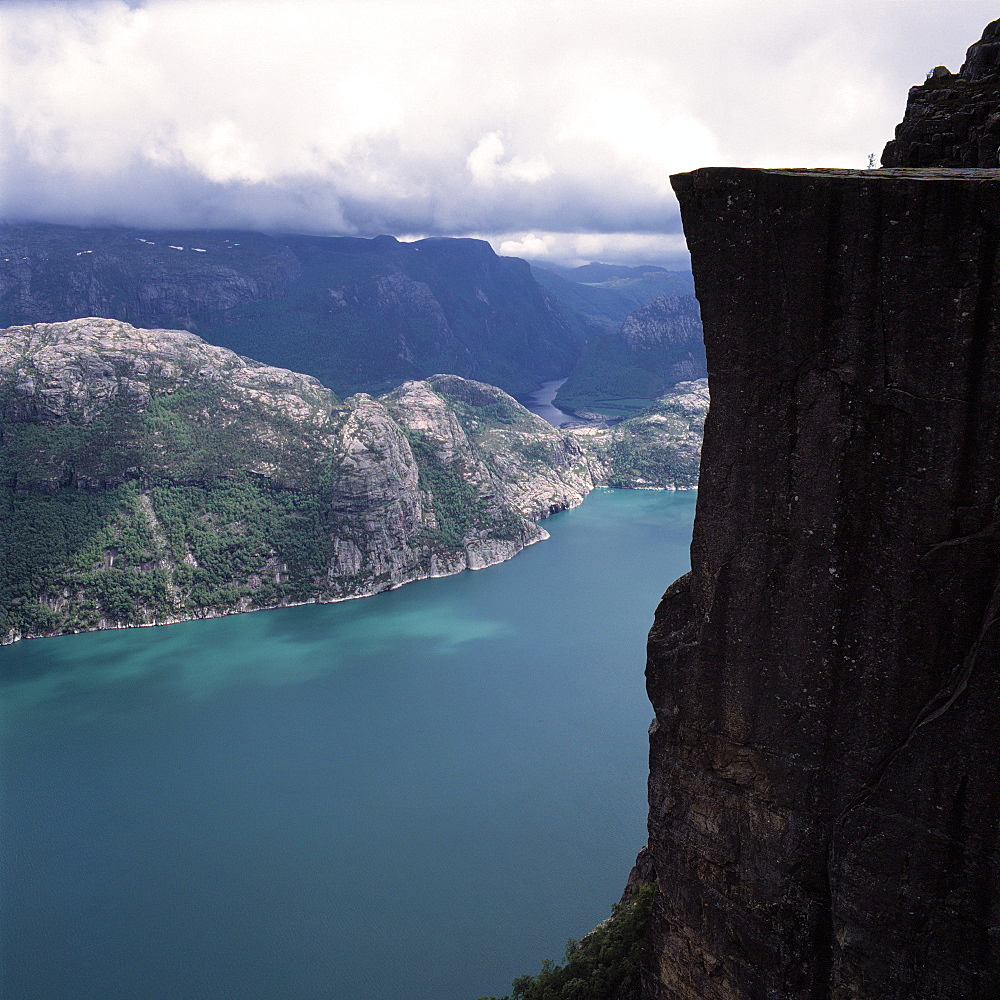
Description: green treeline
149,474,334,607
0,474,337,637
0,482,170,635
478,886,654,1000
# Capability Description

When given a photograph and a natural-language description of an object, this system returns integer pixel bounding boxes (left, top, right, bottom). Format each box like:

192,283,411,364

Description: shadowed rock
638,166,1000,999
882,19,1000,167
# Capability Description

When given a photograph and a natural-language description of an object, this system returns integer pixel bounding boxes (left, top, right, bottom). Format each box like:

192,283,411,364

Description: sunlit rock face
639,167,1000,999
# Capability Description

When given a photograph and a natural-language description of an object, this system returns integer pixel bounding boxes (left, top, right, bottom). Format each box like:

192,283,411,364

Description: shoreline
1,485,696,647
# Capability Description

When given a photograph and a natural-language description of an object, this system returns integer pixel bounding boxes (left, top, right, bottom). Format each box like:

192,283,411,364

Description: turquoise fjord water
0,488,696,1000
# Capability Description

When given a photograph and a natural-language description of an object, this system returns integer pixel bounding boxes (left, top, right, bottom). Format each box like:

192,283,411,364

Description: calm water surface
515,378,575,426
1,489,695,1000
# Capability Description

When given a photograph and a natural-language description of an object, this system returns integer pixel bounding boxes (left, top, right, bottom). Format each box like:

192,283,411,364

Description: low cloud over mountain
1,0,994,264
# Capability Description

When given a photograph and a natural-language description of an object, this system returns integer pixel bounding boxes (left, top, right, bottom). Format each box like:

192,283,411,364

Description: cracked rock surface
882,18,1000,167
638,167,1000,999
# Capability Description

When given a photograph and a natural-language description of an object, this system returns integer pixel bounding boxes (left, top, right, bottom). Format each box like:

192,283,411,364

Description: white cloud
467,132,553,186
558,89,724,192
496,230,690,268
1,0,996,261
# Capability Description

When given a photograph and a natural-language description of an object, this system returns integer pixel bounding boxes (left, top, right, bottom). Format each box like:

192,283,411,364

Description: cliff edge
640,167,1000,998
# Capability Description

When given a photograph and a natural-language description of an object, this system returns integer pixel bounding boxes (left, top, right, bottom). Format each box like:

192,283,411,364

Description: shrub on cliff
477,885,653,1000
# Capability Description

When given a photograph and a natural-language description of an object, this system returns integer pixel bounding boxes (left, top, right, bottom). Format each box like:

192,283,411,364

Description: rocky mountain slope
568,379,706,489
636,164,1000,1000
553,295,706,418
882,18,1000,167
0,319,705,644
0,226,584,397
531,262,695,342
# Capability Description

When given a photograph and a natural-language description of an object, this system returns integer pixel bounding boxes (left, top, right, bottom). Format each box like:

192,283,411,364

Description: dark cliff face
641,167,1000,999
882,19,1000,167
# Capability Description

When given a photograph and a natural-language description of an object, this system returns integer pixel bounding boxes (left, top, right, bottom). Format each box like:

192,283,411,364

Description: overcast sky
1,0,995,265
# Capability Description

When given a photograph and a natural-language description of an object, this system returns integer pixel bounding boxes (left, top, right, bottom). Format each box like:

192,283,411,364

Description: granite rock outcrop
882,19,1000,167
638,167,1000,999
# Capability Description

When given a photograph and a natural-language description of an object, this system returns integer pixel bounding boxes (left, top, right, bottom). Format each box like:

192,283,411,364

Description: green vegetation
602,403,702,488
0,308,703,641
434,389,529,429
150,474,334,606
0,368,337,491
554,328,706,418
554,334,661,416
0,482,173,636
0,340,344,637
549,293,704,418
406,430,521,545
477,885,654,1000
0,470,339,638
0,332,552,640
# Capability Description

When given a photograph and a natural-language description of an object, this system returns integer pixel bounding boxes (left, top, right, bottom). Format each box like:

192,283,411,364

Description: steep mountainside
0,225,582,397
554,295,706,417
0,319,704,644
531,263,695,342
637,166,1000,999
567,379,706,490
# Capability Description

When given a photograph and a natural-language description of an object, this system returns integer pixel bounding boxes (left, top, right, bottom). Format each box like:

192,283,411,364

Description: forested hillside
0,319,705,643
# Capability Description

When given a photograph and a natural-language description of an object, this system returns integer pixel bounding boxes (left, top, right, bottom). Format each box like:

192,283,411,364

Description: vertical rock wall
642,166,1000,999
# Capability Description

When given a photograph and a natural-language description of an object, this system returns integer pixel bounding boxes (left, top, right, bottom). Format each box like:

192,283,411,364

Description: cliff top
674,166,1000,180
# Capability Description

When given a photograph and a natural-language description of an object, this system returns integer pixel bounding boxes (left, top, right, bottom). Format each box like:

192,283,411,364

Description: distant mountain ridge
531,261,694,340
0,224,585,398
0,220,704,424
534,261,688,284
